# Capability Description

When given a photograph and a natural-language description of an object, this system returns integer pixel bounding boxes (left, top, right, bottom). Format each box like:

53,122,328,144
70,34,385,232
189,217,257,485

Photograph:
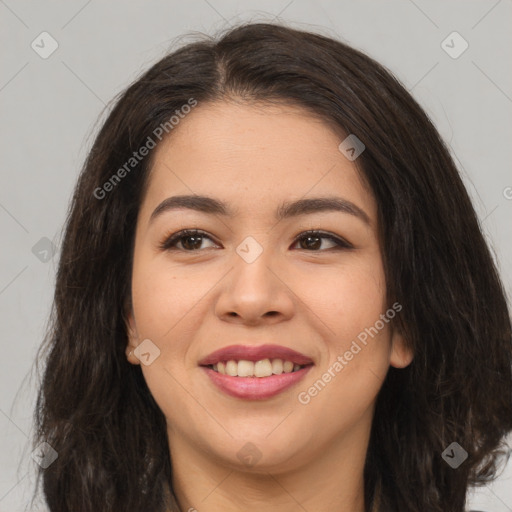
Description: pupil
302,236,320,250
184,235,202,250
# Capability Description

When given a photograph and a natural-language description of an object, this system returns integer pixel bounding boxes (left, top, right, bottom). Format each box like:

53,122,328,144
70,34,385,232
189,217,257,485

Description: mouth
198,344,314,400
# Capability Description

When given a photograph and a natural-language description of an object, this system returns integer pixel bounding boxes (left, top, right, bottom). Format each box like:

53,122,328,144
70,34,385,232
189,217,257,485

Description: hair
33,21,512,512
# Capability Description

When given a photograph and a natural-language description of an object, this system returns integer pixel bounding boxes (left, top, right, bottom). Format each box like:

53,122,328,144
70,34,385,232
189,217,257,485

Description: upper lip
198,344,314,366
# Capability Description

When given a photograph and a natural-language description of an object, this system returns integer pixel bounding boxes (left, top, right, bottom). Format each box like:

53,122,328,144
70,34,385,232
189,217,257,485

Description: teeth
237,360,254,377
283,360,294,373
254,359,273,377
226,360,238,377
211,358,306,377
271,359,283,375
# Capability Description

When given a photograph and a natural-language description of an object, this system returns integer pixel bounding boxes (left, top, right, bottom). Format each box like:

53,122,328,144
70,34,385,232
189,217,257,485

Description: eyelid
158,229,217,251
292,229,353,250
158,228,353,251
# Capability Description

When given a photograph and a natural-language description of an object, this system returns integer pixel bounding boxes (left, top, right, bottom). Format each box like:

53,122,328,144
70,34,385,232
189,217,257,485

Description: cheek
130,255,207,421
131,254,208,340
297,273,392,438
303,255,388,351
301,255,392,396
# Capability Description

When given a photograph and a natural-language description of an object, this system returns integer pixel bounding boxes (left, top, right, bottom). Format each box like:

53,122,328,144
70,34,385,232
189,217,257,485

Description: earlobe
126,347,140,365
389,331,414,369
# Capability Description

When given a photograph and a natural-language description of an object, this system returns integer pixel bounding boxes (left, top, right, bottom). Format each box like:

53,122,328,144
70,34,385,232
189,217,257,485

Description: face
126,100,412,474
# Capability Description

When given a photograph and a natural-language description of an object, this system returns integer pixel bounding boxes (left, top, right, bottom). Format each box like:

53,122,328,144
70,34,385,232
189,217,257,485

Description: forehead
140,101,376,224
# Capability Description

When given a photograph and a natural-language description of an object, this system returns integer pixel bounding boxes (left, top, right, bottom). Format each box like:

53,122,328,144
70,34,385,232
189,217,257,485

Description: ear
389,329,413,369
125,305,141,366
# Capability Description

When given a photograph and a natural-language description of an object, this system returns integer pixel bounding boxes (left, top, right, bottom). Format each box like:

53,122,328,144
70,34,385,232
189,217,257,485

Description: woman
33,22,512,512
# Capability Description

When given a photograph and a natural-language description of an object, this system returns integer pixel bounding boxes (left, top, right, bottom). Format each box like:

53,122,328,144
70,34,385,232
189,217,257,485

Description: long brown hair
33,22,512,511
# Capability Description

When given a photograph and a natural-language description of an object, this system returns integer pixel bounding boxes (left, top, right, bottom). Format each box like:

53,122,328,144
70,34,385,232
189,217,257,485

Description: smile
201,362,313,400
209,358,307,377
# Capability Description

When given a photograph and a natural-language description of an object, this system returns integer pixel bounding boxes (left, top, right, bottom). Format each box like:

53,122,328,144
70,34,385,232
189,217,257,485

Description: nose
214,248,295,326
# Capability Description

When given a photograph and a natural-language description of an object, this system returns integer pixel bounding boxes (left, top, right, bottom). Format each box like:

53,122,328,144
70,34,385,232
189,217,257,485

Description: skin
126,100,413,512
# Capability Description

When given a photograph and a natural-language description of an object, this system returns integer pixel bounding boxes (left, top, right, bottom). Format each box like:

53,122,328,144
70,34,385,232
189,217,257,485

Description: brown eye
292,230,353,251
159,230,217,251
298,235,323,250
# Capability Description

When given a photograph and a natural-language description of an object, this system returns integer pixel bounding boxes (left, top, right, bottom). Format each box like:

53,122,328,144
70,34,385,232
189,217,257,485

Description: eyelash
158,229,353,252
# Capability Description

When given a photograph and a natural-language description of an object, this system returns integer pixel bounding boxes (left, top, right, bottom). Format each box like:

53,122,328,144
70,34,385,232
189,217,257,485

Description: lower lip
201,365,313,400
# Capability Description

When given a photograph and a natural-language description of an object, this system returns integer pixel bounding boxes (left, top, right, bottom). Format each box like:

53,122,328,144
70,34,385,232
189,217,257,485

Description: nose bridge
215,234,294,323
232,233,279,296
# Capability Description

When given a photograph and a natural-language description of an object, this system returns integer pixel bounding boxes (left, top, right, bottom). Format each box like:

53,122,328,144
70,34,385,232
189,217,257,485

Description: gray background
1,0,511,510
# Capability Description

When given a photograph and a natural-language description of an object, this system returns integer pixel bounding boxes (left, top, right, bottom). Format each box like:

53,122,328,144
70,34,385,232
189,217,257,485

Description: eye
158,229,218,251
291,230,353,251
159,228,353,252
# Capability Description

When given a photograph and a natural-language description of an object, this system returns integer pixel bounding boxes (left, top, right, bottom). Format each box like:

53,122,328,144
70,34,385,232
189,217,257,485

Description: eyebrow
149,194,371,226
